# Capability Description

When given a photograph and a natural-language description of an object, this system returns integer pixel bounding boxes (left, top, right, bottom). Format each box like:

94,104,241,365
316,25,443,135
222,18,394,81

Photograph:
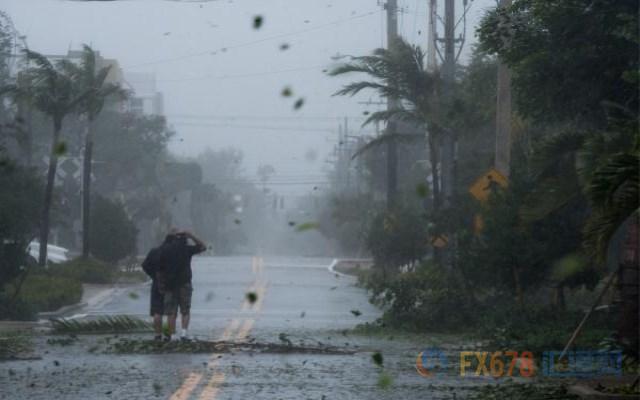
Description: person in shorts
142,233,177,341
162,230,206,341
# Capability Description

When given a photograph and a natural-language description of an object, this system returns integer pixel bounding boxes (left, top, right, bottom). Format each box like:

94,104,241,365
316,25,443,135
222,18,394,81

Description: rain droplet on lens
253,15,264,29
293,98,305,110
281,87,293,97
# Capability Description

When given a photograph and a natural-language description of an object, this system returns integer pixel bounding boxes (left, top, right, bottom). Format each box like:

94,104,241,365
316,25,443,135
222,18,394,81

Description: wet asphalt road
0,256,506,400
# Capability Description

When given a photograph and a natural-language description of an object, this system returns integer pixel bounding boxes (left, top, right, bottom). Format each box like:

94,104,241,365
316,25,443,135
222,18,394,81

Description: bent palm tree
60,45,128,258
2,50,89,266
329,38,447,209
523,115,639,263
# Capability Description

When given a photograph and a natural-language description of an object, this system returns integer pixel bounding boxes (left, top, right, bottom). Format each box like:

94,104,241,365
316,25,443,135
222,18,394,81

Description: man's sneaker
153,335,162,342
163,335,171,343
180,335,192,342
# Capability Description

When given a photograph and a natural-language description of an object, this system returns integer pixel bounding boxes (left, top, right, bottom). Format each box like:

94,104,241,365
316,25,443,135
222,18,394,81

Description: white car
27,241,70,264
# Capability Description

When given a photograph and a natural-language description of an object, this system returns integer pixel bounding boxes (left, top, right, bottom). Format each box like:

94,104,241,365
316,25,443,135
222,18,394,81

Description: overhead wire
157,64,325,83
170,121,336,133
125,10,378,69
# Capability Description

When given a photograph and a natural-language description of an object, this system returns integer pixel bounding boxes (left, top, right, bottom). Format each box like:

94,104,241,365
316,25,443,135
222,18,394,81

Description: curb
328,258,373,278
37,302,88,320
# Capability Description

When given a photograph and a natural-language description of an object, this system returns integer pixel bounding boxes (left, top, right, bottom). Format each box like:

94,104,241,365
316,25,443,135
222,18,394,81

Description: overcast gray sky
1,0,496,195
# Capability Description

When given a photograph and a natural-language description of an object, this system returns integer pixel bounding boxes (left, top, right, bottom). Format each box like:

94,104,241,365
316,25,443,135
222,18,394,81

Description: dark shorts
149,281,164,316
163,283,193,316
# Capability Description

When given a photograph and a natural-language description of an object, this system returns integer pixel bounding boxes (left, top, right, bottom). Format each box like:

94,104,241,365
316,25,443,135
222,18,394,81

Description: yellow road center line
198,372,225,400
220,318,241,341
172,256,265,400
235,319,255,342
169,372,204,400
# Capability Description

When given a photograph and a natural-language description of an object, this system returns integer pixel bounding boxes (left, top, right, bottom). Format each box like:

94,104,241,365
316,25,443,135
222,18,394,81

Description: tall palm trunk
38,118,62,267
81,118,94,258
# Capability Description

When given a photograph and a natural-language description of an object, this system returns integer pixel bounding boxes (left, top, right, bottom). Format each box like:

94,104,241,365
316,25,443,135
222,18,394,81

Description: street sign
469,168,508,202
431,235,448,248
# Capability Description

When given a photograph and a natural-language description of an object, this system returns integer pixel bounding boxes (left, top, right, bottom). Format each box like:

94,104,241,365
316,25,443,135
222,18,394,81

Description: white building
123,72,164,116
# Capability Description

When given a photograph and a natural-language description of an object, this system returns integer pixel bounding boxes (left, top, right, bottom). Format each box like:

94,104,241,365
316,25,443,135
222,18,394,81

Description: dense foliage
333,1,639,358
89,196,138,263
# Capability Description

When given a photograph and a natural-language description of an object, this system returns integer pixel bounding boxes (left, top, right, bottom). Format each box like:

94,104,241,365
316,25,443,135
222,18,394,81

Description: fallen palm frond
50,315,152,334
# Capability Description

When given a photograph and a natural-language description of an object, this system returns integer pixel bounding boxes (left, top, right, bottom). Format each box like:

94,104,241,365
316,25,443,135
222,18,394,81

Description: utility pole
426,0,438,71
438,0,457,267
385,0,399,209
440,0,456,208
495,0,512,178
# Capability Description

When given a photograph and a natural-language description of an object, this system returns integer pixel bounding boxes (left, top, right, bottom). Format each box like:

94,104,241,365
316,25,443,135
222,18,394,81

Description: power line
167,113,368,121
170,121,336,133
125,10,378,69
158,65,325,83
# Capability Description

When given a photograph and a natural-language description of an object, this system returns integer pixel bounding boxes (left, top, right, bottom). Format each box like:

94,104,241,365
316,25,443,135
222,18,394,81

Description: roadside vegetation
323,0,638,374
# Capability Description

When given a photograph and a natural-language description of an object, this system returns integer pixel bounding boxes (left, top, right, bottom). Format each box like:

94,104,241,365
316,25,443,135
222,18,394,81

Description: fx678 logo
460,351,535,378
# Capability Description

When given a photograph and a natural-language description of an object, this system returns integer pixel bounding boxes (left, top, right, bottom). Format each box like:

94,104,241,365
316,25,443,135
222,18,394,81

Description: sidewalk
328,258,373,277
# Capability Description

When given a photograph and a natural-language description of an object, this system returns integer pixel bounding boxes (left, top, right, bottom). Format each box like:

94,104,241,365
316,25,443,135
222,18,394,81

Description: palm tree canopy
1,50,91,125
329,38,442,129
59,44,128,120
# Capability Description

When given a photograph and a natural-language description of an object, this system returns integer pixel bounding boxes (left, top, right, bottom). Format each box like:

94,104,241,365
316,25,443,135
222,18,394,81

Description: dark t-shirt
156,238,205,288
141,247,162,278
175,243,206,285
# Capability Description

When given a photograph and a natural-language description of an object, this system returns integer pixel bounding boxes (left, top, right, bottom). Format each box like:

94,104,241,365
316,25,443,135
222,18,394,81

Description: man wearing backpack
162,230,207,341
142,232,177,341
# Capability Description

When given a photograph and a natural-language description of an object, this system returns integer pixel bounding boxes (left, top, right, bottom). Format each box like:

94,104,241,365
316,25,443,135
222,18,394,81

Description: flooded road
1,256,507,399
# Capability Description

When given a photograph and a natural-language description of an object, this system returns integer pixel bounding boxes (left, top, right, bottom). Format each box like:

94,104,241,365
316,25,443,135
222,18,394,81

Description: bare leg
167,313,177,336
153,314,162,336
181,313,190,330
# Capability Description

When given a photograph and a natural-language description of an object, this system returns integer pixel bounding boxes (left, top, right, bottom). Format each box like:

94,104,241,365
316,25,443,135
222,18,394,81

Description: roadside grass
349,321,480,348
3,257,148,321
349,308,615,358
16,274,82,313
0,333,33,360
55,257,117,284
467,383,579,400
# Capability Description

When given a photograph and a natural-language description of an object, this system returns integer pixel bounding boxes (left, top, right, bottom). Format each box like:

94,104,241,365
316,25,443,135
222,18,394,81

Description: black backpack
141,247,162,279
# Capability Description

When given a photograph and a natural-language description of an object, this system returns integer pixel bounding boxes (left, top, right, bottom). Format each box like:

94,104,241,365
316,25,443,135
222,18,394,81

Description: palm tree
523,119,638,263
2,50,89,266
329,38,448,210
60,45,128,259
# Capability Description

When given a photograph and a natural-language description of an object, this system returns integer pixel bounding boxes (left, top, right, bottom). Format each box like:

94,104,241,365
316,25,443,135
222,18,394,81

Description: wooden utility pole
426,0,438,71
438,0,457,267
385,0,399,209
441,0,456,208
495,0,512,178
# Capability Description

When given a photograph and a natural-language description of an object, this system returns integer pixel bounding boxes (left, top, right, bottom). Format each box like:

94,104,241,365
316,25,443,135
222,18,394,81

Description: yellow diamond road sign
431,235,448,248
469,168,508,202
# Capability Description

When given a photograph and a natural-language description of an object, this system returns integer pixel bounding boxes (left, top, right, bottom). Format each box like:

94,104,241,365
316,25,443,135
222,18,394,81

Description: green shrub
366,206,428,271
16,274,82,313
0,293,36,320
362,261,476,332
56,257,117,284
90,196,138,263
477,302,615,353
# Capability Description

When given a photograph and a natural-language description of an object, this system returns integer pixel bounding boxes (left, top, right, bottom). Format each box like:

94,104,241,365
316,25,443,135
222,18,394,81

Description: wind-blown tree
2,50,89,266
480,0,639,263
329,38,450,211
60,45,128,259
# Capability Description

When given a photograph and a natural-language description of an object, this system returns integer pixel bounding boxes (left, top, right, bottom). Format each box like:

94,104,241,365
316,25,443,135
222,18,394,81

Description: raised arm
183,231,207,254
